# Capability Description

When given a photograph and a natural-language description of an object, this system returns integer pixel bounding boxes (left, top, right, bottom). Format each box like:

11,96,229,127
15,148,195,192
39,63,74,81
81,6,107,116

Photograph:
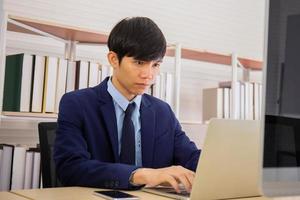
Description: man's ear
107,51,119,69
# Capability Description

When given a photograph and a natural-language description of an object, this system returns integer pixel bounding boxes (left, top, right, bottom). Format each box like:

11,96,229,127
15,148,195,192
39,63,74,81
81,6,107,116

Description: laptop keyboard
168,191,190,197
152,187,190,197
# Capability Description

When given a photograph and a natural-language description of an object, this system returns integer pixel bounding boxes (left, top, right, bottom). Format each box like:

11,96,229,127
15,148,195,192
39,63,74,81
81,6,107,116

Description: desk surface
11,187,172,200
10,186,300,200
0,191,28,200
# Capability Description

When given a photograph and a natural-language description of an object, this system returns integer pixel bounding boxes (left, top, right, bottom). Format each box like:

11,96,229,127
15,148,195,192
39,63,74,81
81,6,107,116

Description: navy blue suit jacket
54,78,200,189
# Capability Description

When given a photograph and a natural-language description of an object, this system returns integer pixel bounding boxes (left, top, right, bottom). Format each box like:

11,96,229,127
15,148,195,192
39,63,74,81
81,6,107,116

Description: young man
54,17,200,192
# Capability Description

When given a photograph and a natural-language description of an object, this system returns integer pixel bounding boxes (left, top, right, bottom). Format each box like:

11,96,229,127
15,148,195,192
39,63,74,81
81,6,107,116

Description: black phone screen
94,190,137,199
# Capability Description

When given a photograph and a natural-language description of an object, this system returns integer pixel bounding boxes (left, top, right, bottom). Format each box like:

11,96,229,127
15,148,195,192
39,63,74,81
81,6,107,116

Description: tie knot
125,103,135,117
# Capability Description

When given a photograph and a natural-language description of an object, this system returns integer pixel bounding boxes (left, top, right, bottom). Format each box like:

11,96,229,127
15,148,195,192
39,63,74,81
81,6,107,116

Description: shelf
166,48,262,70
7,15,262,70
2,112,58,119
7,15,108,44
2,14,263,125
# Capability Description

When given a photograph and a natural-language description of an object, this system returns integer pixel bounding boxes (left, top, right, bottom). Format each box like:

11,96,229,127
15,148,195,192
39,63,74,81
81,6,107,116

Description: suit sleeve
54,93,139,189
168,105,201,171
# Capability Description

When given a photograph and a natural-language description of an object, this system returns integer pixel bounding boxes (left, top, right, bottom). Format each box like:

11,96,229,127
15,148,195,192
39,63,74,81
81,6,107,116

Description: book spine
31,55,46,113
20,54,34,112
55,59,68,113
0,144,14,191
66,61,76,93
2,54,23,111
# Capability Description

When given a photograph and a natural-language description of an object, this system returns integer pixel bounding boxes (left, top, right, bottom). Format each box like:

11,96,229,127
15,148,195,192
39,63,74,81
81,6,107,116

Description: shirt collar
107,77,142,111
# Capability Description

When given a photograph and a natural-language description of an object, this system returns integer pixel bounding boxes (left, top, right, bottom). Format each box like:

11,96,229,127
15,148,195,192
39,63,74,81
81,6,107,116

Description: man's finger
186,172,195,187
164,174,180,193
173,174,192,193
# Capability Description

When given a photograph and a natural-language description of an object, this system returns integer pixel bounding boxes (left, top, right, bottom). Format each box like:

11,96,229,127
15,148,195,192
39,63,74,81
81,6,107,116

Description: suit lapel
97,78,119,162
99,103,119,162
140,96,155,167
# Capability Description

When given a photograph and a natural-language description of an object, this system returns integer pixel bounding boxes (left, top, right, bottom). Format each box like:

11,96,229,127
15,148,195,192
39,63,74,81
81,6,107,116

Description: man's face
108,52,162,100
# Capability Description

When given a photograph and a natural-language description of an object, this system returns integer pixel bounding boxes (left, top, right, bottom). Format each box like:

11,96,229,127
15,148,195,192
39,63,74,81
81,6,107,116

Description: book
152,74,161,98
31,150,41,189
75,61,89,89
55,59,68,113
0,144,14,191
23,151,33,189
2,54,24,111
218,80,262,120
43,56,58,113
223,88,230,119
245,82,254,120
240,83,245,120
66,61,76,93
10,145,27,190
202,88,223,122
165,73,173,107
20,54,34,112
31,55,46,113
88,62,99,87
219,81,241,119
228,81,240,119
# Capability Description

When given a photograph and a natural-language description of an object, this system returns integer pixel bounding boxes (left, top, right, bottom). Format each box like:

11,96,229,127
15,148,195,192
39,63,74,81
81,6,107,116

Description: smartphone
93,190,139,200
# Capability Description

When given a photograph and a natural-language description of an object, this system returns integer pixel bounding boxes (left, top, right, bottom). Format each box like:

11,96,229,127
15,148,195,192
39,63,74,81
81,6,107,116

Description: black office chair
38,122,63,188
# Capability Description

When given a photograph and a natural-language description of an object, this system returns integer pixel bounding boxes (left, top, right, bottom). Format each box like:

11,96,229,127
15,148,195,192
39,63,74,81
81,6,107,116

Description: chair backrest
38,122,62,188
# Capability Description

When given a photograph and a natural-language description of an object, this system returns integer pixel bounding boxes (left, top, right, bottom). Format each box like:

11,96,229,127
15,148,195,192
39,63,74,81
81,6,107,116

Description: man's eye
136,60,144,65
153,63,161,68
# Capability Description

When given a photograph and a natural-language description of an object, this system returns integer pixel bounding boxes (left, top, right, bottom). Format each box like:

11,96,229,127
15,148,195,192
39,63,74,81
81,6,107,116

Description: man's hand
132,166,195,193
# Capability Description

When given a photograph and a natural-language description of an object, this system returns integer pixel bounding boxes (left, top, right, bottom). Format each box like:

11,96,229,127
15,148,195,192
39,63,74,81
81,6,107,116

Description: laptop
143,119,263,200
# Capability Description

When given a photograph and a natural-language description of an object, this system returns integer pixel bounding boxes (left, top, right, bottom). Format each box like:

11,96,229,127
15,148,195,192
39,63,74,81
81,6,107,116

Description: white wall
1,0,266,148
3,0,266,59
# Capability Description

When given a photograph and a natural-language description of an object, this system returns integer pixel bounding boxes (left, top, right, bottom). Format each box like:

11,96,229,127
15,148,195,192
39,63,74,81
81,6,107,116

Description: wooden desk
10,187,299,200
11,187,171,200
0,191,29,200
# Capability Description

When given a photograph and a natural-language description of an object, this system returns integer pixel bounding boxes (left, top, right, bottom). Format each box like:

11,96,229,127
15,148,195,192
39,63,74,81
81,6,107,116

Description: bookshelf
0,14,109,119
0,13,263,122
201,53,263,123
0,14,184,120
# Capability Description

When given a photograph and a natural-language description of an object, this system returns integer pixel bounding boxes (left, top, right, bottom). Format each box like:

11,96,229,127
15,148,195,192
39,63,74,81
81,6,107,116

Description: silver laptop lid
190,119,262,200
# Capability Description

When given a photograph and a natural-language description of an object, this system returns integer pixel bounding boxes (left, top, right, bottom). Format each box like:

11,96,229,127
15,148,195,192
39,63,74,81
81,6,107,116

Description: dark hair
107,17,167,62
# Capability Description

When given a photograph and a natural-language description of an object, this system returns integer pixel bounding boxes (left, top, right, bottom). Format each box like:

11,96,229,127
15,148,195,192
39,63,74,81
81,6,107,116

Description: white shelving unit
0,14,110,120
0,7,263,147
230,52,252,120
0,13,187,121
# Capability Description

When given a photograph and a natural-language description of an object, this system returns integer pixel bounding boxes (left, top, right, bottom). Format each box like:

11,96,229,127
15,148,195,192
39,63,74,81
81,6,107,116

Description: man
54,17,200,192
